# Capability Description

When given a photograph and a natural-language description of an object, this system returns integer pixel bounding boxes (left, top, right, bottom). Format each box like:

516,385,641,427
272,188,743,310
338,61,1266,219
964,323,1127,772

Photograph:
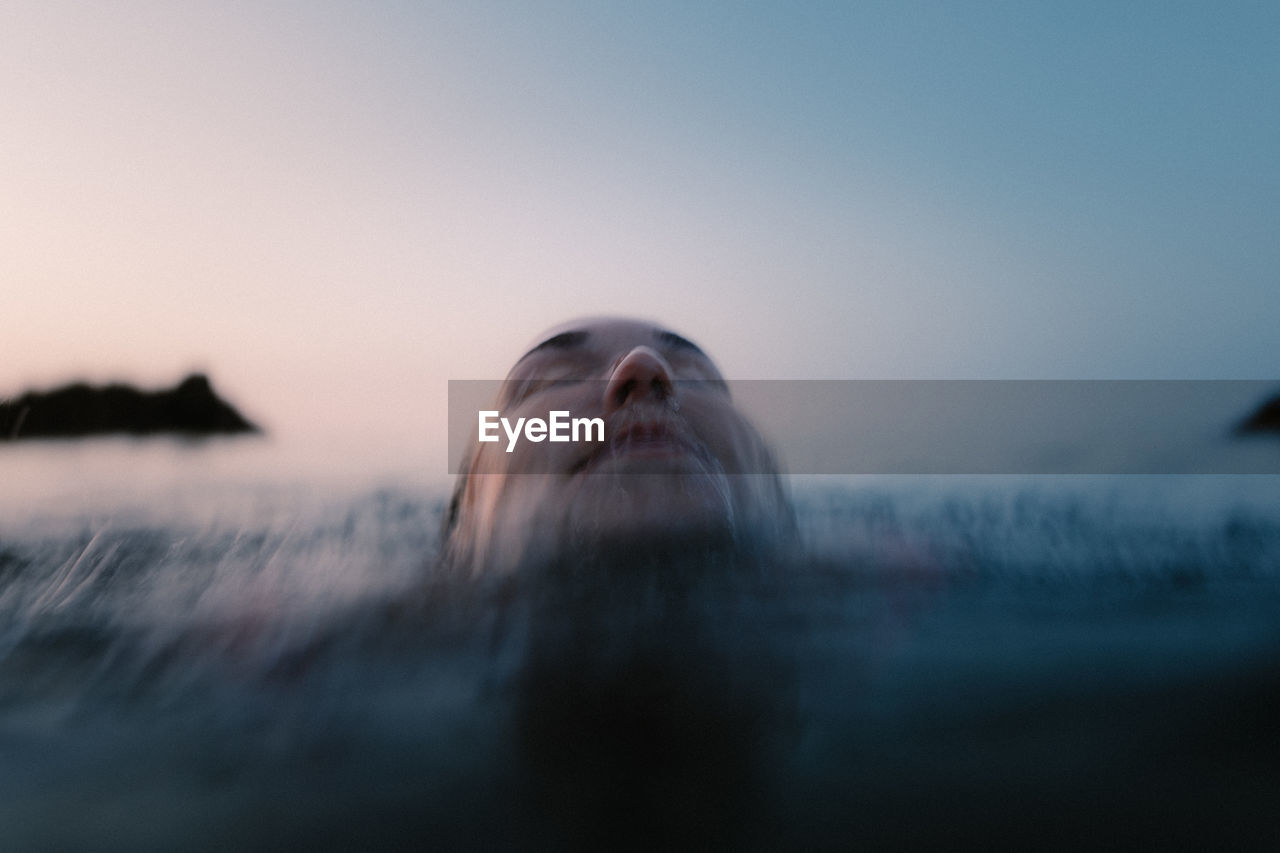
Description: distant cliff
1,374,259,440
1237,391,1280,436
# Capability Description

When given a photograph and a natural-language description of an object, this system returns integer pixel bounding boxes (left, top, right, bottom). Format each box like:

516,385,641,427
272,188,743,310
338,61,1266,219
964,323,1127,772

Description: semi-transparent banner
448,380,1280,475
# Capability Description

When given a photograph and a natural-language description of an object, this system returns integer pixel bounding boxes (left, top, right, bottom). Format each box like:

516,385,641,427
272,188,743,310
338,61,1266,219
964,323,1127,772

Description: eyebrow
517,330,590,363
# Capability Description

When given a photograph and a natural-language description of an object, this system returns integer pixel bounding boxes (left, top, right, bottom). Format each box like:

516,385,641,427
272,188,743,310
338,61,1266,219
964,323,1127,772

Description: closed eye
502,376,588,406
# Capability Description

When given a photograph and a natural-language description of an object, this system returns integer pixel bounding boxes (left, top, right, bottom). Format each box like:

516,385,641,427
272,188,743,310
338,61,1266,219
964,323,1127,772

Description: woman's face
446,318,791,572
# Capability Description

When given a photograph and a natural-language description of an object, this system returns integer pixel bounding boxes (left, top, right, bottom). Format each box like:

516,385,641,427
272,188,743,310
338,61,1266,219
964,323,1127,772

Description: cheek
684,403,772,475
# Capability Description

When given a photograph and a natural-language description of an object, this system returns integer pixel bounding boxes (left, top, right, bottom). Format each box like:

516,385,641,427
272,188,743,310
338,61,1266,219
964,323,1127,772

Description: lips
571,415,704,474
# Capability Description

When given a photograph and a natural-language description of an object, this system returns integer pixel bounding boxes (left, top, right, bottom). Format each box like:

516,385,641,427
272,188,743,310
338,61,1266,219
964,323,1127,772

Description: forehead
511,319,714,370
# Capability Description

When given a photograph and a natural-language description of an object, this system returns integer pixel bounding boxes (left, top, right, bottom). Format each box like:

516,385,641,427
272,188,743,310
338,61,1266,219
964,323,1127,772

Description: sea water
2,437,1279,850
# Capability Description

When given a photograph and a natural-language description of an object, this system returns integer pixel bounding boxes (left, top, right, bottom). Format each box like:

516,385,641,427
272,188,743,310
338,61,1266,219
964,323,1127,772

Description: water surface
2,439,1278,849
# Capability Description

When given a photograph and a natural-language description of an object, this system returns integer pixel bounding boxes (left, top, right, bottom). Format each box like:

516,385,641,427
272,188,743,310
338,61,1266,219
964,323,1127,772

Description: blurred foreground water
2,437,1279,850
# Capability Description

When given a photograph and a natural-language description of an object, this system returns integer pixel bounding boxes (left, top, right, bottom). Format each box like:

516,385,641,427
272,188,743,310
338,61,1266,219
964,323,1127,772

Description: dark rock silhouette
1237,391,1280,435
1,373,259,440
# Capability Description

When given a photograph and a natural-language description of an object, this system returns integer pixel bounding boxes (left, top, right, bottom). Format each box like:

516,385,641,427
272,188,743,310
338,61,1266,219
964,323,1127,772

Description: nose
604,346,676,414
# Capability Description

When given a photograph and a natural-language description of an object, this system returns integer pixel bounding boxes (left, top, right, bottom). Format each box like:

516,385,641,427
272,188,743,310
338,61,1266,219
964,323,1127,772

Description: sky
4,1,1278,461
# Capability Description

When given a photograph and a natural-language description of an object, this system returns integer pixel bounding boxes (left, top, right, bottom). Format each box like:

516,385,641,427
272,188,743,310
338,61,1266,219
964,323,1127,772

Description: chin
459,465,792,575
561,471,738,555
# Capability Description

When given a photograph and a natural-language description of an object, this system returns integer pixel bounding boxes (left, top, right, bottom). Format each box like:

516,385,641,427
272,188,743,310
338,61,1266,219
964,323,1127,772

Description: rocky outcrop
1,373,259,440
1236,391,1280,435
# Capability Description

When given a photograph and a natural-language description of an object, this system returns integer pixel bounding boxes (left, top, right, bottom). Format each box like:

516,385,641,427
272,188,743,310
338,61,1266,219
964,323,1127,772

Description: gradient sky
5,2,1278,455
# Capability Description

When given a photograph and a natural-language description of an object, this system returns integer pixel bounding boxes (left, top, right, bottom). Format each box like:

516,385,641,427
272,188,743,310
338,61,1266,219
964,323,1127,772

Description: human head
443,318,792,573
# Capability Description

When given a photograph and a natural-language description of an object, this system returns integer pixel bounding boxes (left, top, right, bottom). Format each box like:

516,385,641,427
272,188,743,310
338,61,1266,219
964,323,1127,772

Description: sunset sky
5,2,1278,458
